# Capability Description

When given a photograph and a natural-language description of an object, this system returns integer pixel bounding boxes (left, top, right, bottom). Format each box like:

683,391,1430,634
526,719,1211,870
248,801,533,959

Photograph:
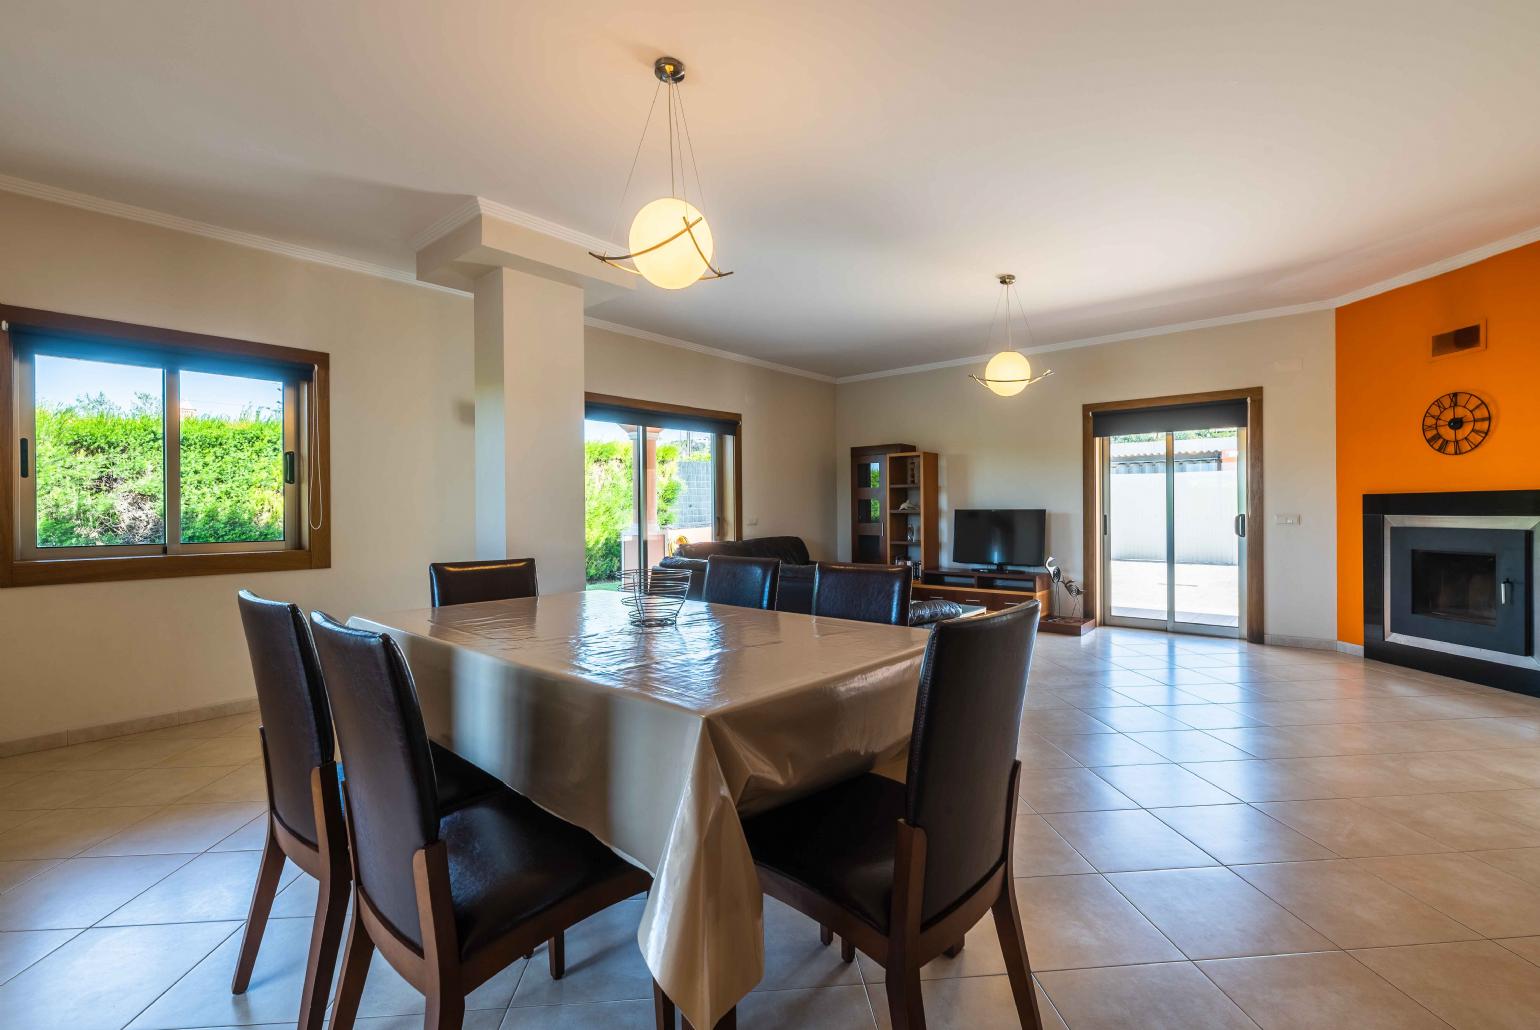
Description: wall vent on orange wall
1431,320,1486,358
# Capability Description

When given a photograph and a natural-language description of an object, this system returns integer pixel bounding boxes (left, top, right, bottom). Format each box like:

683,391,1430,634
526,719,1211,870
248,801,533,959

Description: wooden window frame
1,304,331,588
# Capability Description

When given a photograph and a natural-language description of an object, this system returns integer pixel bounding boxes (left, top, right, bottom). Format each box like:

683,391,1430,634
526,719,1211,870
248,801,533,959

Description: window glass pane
34,355,166,547
583,419,639,589
179,370,285,544
656,428,716,552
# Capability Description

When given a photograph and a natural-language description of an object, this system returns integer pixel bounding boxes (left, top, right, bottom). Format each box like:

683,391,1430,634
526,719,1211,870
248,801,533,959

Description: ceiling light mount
653,57,686,84
969,273,1054,397
590,55,732,289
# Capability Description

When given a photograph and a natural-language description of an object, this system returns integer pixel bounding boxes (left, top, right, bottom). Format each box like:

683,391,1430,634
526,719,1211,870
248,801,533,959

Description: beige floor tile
1048,686,1150,709
1090,763,1240,807
0,858,59,894
0,920,237,1030
1351,940,1540,1030
100,850,301,926
1232,860,1480,949
0,927,79,984
1149,804,1336,864
1253,799,1453,857
209,812,270,852
1148,704,1263,730
70,765,239,808
1013,812,1095,876
125,915,330,1028
154,735,264,768
510,899,652,1008
1470,846,1540,888
498,999,655,1029
1495,935,1540,966
179,763,270,804
1021,709,1120,735
856,909,1007,984
1012,874,1183,970
79,802,265,857
0,806,160,860
0,743,114,774
1017,767,1138,814
870,973,1063,1030
0,770,128,810
0,853,192,930
1016,732,1083,769
1353,793,1540,851
755,897,863,991
0,808,46,835
352,944,525,1017
51,739,207,771
1107,867,1334,960
1196,951,1449,1030
1179,760,1341,803
1351,852,1540,938
1043,810,1219,872
1039,732,1165,767
1039,961,1259,1029
1077,706,1190,732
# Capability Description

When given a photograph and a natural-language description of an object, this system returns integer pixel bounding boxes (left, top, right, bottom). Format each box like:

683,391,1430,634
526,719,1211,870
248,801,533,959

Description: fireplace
1365,491,1540,697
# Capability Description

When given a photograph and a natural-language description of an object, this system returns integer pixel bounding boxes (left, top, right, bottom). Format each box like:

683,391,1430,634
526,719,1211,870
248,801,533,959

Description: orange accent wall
1336,240,1540,645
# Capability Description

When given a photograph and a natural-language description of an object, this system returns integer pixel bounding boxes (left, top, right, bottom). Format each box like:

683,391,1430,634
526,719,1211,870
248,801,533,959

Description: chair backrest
811,562,913,626
309,611,440,947
905,600,1039,923
428,557,538,606
237,590,334,847
704,554,781,610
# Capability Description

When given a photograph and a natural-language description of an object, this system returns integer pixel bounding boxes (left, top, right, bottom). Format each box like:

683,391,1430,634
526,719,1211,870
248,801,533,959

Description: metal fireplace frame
1382,514,1540,671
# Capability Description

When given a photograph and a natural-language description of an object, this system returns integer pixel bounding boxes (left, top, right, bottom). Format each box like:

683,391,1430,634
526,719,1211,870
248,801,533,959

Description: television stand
914,567,1051,613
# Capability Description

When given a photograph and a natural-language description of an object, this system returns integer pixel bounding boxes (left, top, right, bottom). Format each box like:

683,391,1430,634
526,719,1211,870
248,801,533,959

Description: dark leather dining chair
309,611,654,1030
742,601,1044,1030
811,562,913,626
703,554,780,610
231,591,512,1030
428,557,538,606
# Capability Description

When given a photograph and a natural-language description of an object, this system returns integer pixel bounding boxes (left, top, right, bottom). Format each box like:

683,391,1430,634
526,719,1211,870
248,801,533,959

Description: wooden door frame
1082,387,1264,644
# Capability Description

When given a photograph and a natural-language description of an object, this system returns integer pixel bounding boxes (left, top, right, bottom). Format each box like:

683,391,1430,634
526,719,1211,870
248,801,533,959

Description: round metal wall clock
1422,391,1490,455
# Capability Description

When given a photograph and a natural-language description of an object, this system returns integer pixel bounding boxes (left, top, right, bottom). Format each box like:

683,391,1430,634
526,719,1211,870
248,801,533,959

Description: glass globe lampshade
983,350,1033,397
628,197,714,290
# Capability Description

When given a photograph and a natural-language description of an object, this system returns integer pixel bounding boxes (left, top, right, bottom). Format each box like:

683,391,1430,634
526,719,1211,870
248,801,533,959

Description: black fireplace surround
1364,490,1540,697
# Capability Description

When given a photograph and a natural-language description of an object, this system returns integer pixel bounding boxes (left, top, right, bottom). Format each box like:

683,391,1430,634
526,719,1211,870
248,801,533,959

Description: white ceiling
2,1,1538,377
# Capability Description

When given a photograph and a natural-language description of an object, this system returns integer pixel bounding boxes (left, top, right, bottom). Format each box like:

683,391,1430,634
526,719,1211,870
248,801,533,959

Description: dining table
349,589,933,1030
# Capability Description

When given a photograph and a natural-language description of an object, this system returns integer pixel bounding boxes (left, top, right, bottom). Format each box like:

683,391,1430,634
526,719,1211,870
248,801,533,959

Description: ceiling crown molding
409,196,620,256
0,171,466,294
584,318,835,383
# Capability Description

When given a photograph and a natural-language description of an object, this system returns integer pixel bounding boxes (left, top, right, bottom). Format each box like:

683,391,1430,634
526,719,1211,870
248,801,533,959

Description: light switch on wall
1274,513,1301,525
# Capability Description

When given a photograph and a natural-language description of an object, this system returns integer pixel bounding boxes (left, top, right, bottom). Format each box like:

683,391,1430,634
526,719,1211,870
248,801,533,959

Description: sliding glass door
1099,412,1249,637
582,397,741,590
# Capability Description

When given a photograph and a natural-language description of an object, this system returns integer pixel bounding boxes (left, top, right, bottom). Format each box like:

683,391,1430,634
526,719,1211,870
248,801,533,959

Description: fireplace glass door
1388,526,1531,656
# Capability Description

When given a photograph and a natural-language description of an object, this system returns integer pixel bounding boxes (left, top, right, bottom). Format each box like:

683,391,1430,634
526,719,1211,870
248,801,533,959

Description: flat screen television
953,509,1046,570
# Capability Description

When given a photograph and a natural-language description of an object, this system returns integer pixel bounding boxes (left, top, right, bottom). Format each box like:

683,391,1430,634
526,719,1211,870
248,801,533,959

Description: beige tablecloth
351,591,930,1028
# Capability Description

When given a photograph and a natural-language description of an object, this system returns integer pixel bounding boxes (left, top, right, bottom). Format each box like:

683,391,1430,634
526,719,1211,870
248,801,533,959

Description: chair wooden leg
548,931,566,980
329,908,375,1030
944,939,965,958
296,872,350,1030
424,990,465,1030
885,964,926,1030
230,820,286,994
652,979,676,1029
819,923,833,947
680,1007,736,1030
840,936,855,963
992,882,1044,1030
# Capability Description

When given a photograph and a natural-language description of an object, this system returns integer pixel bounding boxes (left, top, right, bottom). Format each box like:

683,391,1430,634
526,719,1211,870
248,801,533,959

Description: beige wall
584,326,838,560
0,191,477,744
834,311,1338,645
0,192,838,745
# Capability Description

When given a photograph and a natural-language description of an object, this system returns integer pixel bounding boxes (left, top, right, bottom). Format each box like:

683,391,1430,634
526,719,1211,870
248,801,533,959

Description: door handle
18,438,28,478
1102,513,1109,536
1234,513,1247,538
1501,579,1514,606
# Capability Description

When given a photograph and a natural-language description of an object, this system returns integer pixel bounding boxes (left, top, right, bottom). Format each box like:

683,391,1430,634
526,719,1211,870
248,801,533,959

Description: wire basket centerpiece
619,568,693,628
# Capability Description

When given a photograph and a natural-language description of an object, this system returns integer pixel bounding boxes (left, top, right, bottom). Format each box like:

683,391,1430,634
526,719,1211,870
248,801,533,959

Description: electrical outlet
1274,513,1300,525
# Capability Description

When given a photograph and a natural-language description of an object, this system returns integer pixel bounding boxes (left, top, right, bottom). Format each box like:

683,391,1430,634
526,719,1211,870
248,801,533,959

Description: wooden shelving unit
849,443,914,564
884,451,938,571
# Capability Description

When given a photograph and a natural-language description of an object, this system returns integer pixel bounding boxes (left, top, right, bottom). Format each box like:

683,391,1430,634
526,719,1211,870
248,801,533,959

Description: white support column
472,266,587,592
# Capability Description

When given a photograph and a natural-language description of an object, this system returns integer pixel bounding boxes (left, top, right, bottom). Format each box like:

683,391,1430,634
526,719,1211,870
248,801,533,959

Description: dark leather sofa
657,536,962,627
